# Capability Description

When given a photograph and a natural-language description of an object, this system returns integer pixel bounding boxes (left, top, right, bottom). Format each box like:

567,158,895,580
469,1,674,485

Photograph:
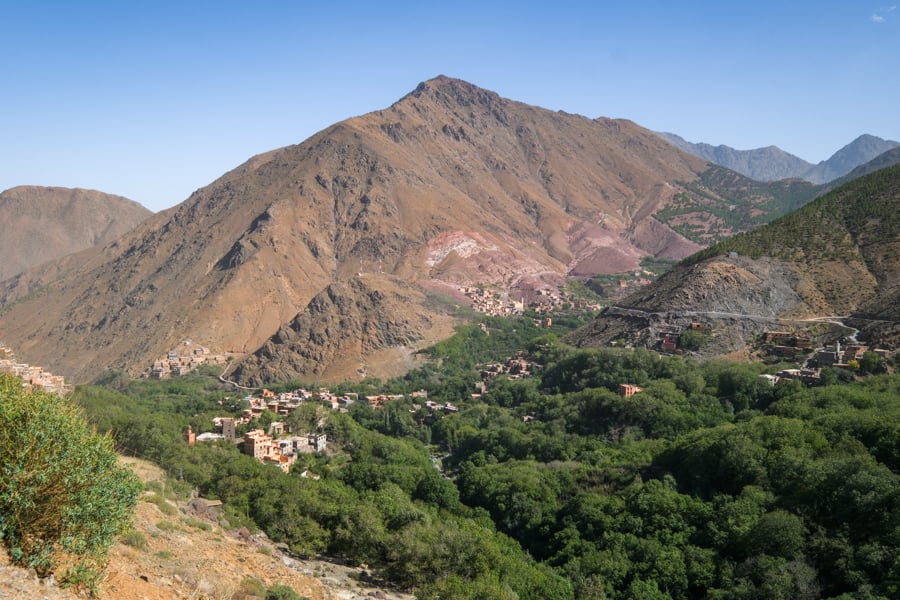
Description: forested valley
74,316,899,600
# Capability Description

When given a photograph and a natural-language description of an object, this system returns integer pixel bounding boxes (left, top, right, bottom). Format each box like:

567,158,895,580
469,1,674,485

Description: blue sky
2,1,898,212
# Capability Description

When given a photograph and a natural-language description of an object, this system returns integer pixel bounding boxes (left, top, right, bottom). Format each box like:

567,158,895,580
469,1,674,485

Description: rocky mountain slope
571,163,900,353
658,132,899,184
0,186,151,282
0,76,827,384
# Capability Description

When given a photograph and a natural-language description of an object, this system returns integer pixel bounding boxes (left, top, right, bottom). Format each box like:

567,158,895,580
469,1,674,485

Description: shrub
156,521,178,533
180,517,212,531
266,583,309,600
145,492,177,515
679,329,708,351
239,576,267,597
0,374,141,588
120,530,148,551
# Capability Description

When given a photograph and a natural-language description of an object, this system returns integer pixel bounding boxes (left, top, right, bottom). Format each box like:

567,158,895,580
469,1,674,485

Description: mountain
0,186,151,282
805,134,900,184
657,132,899,184
651,164,817,245
0,77,824,384
656,132,813,181
570,163,900,353
816,146,900,197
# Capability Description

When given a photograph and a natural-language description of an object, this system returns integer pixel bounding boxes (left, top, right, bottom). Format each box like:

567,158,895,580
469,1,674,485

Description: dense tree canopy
73,328,899,599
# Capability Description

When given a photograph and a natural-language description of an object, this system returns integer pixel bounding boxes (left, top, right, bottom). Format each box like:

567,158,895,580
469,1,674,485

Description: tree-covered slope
691,163,900,266
74,336,900,599
654,165,818,245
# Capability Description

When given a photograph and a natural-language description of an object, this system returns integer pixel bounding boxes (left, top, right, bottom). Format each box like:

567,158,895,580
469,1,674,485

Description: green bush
180,517,212,531
0,374,141,587
120,530,148,551
266,583,309,600
145,492,177,515
239,576,267,597
156,521,178,533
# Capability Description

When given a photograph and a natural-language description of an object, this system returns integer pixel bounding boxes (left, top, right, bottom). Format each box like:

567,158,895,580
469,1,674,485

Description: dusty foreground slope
0,457,410,600
0,75,807,385
570,163,900,354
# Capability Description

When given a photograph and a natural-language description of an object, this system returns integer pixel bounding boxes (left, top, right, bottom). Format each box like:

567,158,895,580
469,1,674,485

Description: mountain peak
404,75,506,111
807,133,900,183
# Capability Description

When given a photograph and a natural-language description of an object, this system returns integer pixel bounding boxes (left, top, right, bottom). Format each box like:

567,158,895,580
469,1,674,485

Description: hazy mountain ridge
0,186,152,282
658,132,899,184
0,76,857,383
657,132,812,181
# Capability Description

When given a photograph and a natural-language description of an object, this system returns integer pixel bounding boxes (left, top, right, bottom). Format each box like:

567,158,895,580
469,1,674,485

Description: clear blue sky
2,1,898,212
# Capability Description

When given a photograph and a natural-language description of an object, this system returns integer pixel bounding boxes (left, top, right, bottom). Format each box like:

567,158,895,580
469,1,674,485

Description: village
185,384,467,475
142,338,230,379
644,320,892,386
458,285,602,317
0,344,69,396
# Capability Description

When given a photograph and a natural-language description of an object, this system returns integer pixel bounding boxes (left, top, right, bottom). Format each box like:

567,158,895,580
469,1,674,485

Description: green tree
0,374,141,588
265,583,309,600
679,329,707,351
859,351,882,374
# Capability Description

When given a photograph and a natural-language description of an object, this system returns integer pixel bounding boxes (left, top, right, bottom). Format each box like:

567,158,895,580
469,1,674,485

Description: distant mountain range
0,186,151,282
657,132,900,184
0,77,896,384
570,163,900,354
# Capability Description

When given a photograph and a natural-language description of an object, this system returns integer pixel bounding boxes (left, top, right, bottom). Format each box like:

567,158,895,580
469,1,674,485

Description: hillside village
143,339,230,379
459,285,603,316
0,344,69,395
189,385,464,474
634,317,893,385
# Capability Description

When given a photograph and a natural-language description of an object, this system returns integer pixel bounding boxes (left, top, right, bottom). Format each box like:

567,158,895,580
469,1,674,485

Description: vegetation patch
0,373,141,592
73,327,899,599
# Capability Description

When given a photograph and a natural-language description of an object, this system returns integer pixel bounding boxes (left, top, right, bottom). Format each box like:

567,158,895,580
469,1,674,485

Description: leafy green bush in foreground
0,373,141,590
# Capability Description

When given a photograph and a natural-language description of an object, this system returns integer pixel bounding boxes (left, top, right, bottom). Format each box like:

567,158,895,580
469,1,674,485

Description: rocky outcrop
228,276,446,385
